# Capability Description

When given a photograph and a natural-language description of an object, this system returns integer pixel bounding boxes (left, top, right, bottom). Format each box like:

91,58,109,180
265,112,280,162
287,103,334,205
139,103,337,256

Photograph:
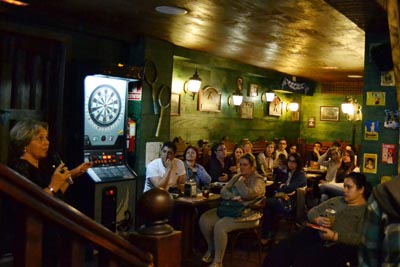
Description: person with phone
263,172,372,267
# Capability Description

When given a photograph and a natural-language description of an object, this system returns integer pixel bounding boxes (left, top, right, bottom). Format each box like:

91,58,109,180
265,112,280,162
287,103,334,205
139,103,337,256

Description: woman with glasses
319,149,359,202
261,152,307,244
206,142,232,183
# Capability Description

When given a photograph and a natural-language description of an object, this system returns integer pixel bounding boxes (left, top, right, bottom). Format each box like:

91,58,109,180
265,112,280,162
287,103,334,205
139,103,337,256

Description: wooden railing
0,163,153,267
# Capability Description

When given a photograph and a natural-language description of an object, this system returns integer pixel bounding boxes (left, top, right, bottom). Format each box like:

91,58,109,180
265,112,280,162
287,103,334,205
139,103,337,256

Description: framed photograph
240,101,254,119
248,83,259,97
308,117,316,128
382,143,396,164
366,92,386,106
291,111,300,122
236,77,244,93
364,120,379,140
320,106,339,121
198,86,222,112
170,93,181,116
381,71,395,86
363,153,378,174
269,96,282,116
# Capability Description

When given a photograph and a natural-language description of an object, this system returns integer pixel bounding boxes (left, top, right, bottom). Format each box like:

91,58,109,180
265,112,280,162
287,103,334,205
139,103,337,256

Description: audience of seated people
206,142,233,183
261,152,307,244
144,141,187,192
306,141,322,167
257,141,277,179
183,145,212,192
319,149,359,201
275,138,288,158
227,145,244,175
263,172,372,267
199,153,265,267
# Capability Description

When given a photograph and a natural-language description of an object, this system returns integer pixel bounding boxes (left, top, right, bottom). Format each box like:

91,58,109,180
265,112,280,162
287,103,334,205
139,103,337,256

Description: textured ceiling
0,0,388,82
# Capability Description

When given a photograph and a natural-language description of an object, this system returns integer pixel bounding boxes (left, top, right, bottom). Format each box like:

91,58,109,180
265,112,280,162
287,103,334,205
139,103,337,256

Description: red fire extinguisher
127,118,136,153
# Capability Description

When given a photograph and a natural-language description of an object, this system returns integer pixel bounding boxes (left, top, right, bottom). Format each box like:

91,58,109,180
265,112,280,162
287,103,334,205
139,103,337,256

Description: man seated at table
307,141,322,168
144,141,186,192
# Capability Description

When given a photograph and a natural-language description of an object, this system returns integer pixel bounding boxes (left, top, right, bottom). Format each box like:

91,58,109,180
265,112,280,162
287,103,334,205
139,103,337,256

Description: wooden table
172,193,221,262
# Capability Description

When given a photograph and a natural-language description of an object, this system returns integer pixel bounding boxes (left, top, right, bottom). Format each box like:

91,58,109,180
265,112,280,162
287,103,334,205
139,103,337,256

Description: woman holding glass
199,153,265,267
263,172,371,267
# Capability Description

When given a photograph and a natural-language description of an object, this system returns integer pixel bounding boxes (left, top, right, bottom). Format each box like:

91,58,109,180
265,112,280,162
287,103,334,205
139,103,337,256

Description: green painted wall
360,32,399,186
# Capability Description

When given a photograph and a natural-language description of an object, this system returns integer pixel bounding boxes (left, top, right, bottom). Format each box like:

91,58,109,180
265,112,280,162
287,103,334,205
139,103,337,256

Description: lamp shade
288,102,299,112
266,92,275,102
232,94,243,106
341,103,354,114
187,69,202,93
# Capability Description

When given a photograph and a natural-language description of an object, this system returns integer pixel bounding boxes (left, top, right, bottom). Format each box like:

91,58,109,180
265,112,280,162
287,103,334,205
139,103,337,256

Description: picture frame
248,83,259,97
291,111,300,122
308,117,316,128
366,92,386,106
364,120,379,141
382,143,396,164
240,101,254,119
320,106,339,121
380,71,395,86
363,153,378,174
198,86,222,112
170,93,181,116
269,96,282,116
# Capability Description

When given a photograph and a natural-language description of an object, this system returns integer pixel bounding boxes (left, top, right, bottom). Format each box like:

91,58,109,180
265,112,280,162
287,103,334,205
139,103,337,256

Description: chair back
295,187,307,224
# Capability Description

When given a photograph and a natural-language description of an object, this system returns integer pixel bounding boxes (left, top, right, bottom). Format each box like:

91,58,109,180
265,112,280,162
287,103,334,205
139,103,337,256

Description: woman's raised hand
51,163,72,188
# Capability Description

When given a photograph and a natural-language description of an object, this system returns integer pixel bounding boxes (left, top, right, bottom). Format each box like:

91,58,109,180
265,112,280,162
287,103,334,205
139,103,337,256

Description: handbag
217,200,245,218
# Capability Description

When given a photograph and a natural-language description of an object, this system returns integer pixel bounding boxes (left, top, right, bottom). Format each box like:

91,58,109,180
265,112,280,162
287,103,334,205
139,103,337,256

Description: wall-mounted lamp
341,96,362,146
228,91,244,111
261,92,275,103
287,101,299,112
184,69,202,100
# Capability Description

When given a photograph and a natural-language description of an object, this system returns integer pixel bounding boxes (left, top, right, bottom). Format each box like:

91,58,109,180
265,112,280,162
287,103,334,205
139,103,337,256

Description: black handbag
217,200,245,218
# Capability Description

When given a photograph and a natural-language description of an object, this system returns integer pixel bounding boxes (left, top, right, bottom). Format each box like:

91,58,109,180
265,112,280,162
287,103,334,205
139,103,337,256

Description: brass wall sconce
184,69,202,100
228,91,243,111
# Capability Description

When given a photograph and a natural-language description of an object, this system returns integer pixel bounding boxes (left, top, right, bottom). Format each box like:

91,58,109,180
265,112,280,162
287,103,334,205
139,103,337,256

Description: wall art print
363,153,378,174
382,143,396,164
366,92,386,106
364,120,379,141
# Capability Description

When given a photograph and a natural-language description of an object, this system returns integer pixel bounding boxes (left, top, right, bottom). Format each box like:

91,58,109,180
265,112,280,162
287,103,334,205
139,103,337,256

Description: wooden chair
228,197,266,264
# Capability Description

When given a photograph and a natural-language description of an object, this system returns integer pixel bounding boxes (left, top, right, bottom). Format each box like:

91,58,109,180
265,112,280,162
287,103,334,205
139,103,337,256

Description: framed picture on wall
320,106,339,121
291,111,300,122
198,86,222,112
382,143,396,164
240,101,254,119
363,153,378,174
248,83,259,97
170,93,180,116
366,92,386,106
269,96,282,116
308,117,316,128
381,71,395,86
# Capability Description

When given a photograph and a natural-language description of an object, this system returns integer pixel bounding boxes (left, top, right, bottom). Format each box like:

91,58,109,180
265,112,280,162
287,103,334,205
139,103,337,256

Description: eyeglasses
279,142,287,145
288,159,297,163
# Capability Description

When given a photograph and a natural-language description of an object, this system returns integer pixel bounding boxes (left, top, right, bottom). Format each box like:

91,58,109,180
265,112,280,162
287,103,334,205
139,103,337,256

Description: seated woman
318,146,342,183
227,145,244,175
257,141,276,179
261,152,307,243
183,145,211,191
263,172,371,267
319,149,359,201
206,142,232,183
199,153,265,267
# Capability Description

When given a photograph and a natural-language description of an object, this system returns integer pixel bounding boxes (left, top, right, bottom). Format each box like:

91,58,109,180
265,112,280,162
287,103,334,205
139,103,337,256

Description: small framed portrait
382,143,396,164
291,111,300,122
320,106,339,121
236,77,244,93
240,101,254,119
248,83,259,97
269,96,282,116
364,120,379,140
366,92,386,106
170,93,181,116
381,71,395,86
308,117,316,128
363,153,378,174
198,86,222,112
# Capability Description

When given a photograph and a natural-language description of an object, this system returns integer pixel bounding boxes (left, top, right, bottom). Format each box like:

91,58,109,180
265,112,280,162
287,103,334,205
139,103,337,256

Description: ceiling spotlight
155,6,188,15
0,0,29,6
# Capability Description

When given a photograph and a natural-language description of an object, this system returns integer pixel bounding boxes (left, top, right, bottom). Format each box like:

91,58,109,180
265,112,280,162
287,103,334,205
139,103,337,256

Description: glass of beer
202,185,210,199
325,208,336,226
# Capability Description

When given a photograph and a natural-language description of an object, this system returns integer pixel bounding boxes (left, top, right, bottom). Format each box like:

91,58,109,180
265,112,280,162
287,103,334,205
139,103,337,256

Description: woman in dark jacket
261,152,307,243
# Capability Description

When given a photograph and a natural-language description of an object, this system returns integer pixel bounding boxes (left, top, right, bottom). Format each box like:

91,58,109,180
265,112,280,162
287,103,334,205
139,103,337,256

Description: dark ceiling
0,0,388,82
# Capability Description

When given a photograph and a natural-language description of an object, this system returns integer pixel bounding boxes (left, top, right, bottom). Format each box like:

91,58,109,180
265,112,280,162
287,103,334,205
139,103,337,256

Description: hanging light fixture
184,69,202,100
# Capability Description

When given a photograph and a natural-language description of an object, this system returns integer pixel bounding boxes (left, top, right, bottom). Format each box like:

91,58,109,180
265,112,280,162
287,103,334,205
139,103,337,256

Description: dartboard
88,84,122,127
